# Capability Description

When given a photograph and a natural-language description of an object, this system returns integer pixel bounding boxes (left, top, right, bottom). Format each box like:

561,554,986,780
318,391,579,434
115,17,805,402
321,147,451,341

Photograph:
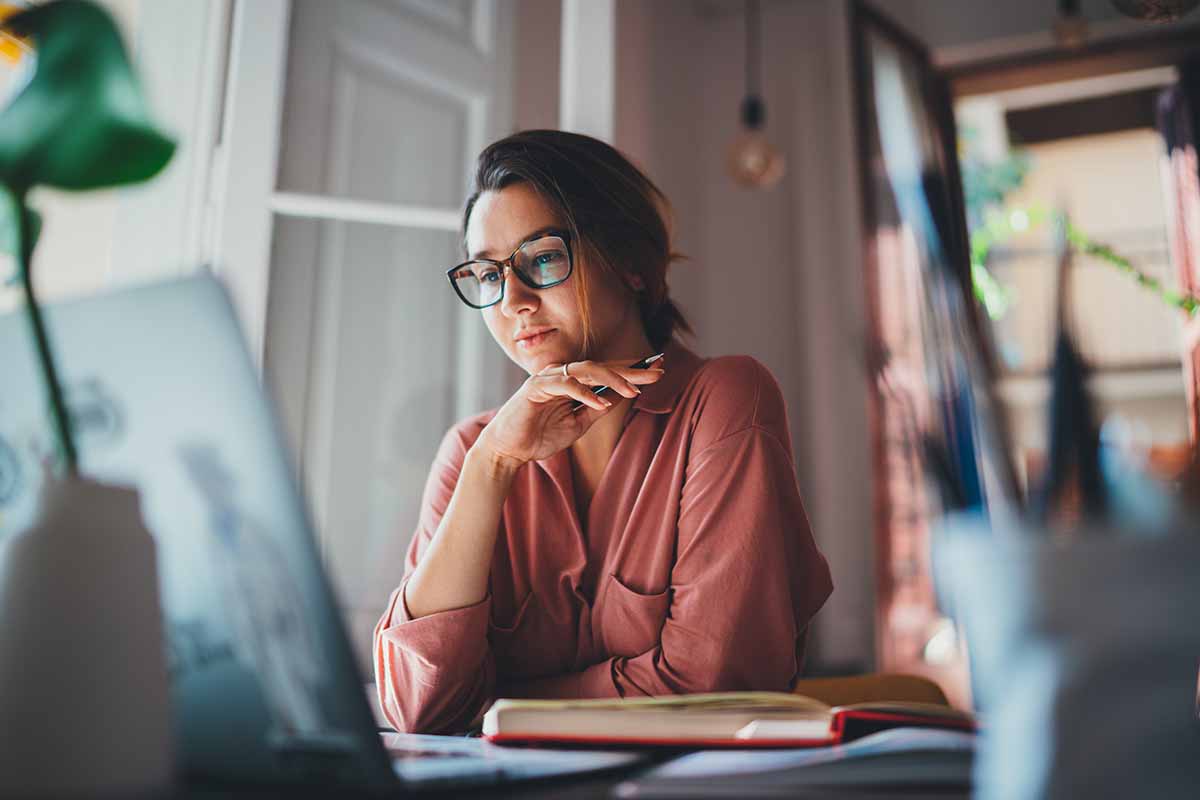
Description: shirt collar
632,337,704,415
532,338,702,490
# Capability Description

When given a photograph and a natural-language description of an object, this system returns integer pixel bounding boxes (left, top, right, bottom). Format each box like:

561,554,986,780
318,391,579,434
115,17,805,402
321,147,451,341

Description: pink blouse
374,338,833,734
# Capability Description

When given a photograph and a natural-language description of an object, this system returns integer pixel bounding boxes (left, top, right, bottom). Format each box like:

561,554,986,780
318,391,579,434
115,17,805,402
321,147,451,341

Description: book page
489,691,830,715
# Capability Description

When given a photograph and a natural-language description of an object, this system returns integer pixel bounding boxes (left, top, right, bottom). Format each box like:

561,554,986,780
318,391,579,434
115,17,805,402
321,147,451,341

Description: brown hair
461,129,691,355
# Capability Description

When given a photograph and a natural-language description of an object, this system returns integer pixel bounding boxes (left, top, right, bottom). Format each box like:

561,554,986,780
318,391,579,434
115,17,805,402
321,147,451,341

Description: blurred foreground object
0,2,175,797
935,516,1200,800
1031,212,1108,530
0,478,173,796
0,0,175,472
0,2,32,66
935,212,1200,799
0,0,174,191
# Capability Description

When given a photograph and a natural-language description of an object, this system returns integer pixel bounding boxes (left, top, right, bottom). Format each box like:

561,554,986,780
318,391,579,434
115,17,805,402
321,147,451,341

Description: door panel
317,222,461,667
396,0,488,48
264,0,515,670
276,0,495,204
331,56,470,209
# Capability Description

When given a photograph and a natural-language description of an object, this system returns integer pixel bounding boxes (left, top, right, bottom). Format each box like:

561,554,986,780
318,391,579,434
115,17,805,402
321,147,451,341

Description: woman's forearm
402,441,521,619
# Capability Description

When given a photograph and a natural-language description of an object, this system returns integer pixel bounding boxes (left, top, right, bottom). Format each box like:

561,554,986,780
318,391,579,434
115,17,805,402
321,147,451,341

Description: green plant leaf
0,1,176,475
0,0,175,192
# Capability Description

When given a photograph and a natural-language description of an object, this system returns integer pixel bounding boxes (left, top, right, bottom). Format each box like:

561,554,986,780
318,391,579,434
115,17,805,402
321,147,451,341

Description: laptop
0,274,643,792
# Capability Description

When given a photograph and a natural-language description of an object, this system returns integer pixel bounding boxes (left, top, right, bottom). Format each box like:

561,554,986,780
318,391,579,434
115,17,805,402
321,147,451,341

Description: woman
374,130,832,734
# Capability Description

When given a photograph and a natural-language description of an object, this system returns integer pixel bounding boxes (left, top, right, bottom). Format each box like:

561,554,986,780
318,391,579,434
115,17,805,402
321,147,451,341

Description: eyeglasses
446,232,573,309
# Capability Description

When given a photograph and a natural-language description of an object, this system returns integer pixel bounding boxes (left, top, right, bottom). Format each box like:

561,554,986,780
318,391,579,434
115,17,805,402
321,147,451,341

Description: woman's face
465,183,637,375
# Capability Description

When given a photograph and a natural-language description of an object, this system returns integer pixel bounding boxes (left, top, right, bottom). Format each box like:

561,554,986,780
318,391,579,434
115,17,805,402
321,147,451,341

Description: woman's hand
476,359,665,469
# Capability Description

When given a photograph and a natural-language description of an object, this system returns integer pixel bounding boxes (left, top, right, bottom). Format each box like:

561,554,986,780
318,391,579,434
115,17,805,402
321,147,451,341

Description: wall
615,0,874,673
514,0,561,132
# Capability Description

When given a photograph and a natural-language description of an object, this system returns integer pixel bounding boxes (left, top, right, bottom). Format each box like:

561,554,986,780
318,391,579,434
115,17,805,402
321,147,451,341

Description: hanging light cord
745,0,760,99
742,0,764,129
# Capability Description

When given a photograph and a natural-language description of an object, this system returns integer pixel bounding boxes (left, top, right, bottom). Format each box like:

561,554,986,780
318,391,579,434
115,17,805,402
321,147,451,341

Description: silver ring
561,362,570,378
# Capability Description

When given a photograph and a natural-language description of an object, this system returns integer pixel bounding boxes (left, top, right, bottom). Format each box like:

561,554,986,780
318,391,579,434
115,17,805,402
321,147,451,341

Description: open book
481,692,975,748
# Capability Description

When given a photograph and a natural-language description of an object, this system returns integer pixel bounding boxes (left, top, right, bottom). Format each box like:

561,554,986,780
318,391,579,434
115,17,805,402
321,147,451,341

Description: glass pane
275,0,470,208
956,91,1190,479
264,216,471,669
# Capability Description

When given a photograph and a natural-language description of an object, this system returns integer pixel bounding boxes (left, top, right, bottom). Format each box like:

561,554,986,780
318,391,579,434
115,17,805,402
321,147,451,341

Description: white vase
0,475,173,798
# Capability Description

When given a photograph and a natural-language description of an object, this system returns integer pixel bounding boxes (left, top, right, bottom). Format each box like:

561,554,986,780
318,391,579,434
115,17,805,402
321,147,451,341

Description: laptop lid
0,274,397,789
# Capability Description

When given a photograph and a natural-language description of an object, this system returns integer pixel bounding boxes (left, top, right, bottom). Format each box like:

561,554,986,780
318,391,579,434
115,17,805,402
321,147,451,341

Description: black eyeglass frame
446,231,574,309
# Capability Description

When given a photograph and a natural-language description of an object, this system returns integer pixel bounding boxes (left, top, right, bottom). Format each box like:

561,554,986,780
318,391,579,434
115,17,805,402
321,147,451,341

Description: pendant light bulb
728,96,785,188
727,0,785,190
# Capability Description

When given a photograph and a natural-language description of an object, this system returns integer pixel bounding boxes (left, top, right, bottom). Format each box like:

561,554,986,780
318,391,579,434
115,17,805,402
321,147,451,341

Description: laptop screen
0,275,395,788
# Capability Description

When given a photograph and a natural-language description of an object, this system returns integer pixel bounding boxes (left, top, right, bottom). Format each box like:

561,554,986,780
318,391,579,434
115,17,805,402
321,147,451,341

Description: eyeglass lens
451,236,570,308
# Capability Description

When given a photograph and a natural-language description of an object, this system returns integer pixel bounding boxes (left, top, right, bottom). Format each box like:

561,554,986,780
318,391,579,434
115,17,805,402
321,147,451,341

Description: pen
570,353,664,411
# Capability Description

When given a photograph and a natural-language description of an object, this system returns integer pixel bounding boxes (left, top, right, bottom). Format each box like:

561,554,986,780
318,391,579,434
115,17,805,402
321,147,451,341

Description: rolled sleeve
373,579,494,732
372,419,498,733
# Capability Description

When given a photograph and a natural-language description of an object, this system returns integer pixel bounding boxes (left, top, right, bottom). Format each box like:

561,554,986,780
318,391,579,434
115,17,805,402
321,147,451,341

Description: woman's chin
523,356,560,375
518,349,572,375
502,331,578,375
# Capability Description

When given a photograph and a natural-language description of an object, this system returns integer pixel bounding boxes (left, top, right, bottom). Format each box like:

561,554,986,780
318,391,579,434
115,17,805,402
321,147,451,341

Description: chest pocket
596,574,670,658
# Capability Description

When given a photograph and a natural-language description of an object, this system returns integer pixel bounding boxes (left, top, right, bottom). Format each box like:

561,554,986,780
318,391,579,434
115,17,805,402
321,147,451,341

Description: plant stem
15,190,78,475
970,204,1200,319
1066,223,1200,315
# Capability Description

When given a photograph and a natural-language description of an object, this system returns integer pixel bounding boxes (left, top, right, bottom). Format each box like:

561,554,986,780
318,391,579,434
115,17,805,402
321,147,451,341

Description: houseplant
0,2,177,795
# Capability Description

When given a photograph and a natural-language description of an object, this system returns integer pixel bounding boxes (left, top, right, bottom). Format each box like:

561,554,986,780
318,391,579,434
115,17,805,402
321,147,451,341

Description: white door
262,0,519,670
